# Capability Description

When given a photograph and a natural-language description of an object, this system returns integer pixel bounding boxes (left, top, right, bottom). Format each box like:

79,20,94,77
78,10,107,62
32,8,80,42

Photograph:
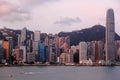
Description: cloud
0,1,30,22
54,17,81,26
23,0,59,5
0,0,59,22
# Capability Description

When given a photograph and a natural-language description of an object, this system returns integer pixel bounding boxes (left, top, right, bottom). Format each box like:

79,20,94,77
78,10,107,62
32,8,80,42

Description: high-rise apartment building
3,41,10,60
34,31,40,42
79,42,88,64
65,36,70,49
45,36,49,46
0,40,4,63
33,31,40,61
21,27,27,45
70,46,77,54
20,46,26,62
95,41,104,61
40,42,45,62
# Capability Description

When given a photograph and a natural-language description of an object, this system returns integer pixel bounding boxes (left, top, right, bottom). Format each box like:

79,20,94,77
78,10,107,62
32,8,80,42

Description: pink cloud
0,1,30,22
0,1,13,16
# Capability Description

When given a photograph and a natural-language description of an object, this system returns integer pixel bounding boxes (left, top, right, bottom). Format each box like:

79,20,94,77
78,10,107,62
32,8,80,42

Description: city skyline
0,0,120,35
1,1,120,80
0,8,120,65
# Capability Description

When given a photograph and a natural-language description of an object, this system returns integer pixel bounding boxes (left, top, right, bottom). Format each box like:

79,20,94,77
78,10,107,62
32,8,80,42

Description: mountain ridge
0,25,120,46
58,25,120,46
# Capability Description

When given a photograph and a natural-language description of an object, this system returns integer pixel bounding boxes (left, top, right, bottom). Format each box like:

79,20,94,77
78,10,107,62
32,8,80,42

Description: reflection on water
24,71,55,74
102,66,118,80
0,66,120,80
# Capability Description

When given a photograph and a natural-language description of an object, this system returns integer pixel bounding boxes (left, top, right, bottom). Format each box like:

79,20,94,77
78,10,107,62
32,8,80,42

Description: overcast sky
0,0,120,34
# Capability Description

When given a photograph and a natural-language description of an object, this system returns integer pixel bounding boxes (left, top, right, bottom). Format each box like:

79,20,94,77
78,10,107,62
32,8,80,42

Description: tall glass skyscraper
40,42,45,62
106,8,115,62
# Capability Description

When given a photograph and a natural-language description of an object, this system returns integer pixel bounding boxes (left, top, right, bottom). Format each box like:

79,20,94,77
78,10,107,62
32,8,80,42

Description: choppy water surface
0,66,120,80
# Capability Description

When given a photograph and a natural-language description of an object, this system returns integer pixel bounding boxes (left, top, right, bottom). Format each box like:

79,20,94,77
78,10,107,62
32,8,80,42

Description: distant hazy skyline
0,0,120,34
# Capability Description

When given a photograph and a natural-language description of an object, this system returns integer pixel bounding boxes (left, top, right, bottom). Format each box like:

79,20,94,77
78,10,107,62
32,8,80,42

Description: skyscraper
3,41,10,60
0,40,4,63
21,27,27,45
40,42,45,62
33,31,40,61
34,31,40,42
79,42,88,64
106,8,115,62
95,41,104,61
20,46,26,62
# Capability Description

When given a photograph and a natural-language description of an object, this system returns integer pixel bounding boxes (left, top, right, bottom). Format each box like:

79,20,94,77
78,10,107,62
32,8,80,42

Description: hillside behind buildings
58,25,120,45
0,25,120,47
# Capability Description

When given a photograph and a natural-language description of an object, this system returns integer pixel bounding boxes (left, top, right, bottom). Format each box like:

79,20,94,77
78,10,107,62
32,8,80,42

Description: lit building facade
3,41,10,60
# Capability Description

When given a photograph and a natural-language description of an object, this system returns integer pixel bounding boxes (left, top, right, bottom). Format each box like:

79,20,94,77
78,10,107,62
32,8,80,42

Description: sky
0,0,120,34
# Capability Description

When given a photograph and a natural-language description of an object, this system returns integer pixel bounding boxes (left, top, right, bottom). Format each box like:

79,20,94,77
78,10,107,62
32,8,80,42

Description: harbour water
0,66,120,80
